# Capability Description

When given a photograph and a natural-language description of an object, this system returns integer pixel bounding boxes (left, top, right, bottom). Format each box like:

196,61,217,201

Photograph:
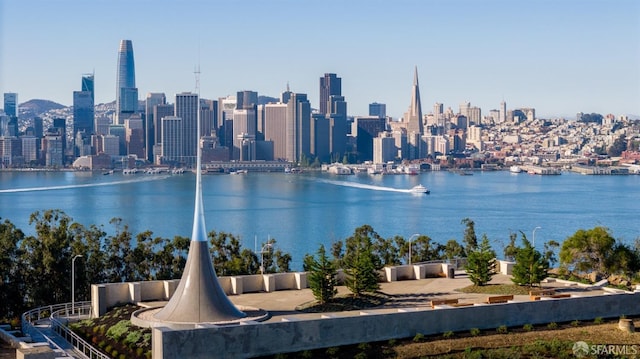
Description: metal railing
22,302,109,359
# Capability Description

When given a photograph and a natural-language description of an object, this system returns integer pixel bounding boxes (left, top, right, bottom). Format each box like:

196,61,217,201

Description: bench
450,302,474,307
486,295,514,304
550,293,571,299
430,299,459,308
529,289,555,296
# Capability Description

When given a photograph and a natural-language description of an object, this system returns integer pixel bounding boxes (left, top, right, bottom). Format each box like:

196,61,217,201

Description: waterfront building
3,93,17,118
354,116,386,162
373,132,396,164
21,135,38,163
43,134,64,167
175,92,199,166
0,136,20,166
161,116,183,165
153,103,175,163
319,73,341,115
101,134,120,157
369,102,386,118
232,108,257,160
311,113,330,163
125,115,144,159
145,93,167,162
108,125,126,156
286,93,311,162
263,102,288,160
73,88,95,159
115,40,138,124
327,95,348,161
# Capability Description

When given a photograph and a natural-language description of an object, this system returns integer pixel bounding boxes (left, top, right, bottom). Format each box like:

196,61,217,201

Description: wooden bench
430,299,459,308
486,295,514,304
550,293,571,299
450,302,474,307
529,289,555,296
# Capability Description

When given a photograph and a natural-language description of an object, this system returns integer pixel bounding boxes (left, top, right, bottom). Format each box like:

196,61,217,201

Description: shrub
354,352,368,359
300,350,313,358
523,324,534,332
124,330,142,346
136,347,144,356
106,320,131,341
358,342,371,351
98,340,106,349
470,328,481,336
547,322,558,330
571,320,580,327
326,346,339,356
105,345,112,353
111,349,118,357
496,325,508,334
119,354,126,359
413,333,425,342
387,339,396,346
443,330,454,338
594,317,604,324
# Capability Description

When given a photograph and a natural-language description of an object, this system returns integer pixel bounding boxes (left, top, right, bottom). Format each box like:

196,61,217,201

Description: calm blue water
1,170,638,269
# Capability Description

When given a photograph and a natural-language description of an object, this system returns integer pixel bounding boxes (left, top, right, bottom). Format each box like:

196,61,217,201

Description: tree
306,245,338,304
607,134,627,157
396,235,443,264
0,218,25,318
103,218,134,282
372,236,399,266
443,239,465,260
465,235,496,286
343,225,381,296
461,218,478,253
560,227,615,275
511,233,549,287
503,232,518,262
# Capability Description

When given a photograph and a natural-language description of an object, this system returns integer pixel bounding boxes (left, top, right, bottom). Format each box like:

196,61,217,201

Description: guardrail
21,302,109,359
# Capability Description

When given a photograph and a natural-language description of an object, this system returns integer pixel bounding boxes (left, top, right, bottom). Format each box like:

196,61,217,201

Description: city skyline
1,0,639,118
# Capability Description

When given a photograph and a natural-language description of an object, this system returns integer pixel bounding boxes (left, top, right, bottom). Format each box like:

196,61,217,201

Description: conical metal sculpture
154,75,246,323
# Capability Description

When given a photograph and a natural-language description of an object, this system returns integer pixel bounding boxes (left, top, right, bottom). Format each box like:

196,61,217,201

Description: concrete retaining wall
153,292,640,359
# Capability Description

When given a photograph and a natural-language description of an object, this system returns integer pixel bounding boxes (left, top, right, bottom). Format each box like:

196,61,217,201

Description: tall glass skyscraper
82,73,95,104
3,93,17,118
116,40,137,124
319,73,341,115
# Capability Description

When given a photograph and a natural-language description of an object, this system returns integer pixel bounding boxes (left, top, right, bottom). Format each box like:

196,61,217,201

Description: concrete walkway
227,272,608,322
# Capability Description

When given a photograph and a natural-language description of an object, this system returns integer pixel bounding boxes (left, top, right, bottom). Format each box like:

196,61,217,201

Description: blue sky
1,0,639,118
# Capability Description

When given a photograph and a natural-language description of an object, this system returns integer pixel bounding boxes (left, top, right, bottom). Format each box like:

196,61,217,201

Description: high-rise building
82,73,95,104
373,132,396,164
175,93,199,165
161,116,183,164
73,91,94,136
33,117,43,139
319,73,341,115
263,103,288,160
116,40,137,124
200,99,217,138
499,100,507,123
3,93,17,118
236,91,258,110
153,103,174,162
403,67,424,159
369,102,386,118
125,116,144,159
355,116,386,162
145,93,166,162
468,106,481,125
286,93,311,162
232,108,257,160
459,102,470,118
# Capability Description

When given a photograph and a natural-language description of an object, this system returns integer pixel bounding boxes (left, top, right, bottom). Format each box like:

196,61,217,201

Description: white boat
410,184,430,194
510,165,522,173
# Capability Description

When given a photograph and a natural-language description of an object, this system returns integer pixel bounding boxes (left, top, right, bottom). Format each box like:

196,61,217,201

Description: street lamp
408,233,420,265
260,241,273,275
71,255,82,315
532,226,542,247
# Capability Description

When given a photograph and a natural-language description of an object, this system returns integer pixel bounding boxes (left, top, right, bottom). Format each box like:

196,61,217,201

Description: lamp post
532,226,542,247
260,241,273,275
408,233,421,265
71,255,82,315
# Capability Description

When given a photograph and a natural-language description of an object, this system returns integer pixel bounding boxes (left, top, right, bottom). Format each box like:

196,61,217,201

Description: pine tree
307,245,337,304
511,234,549,287
465,234,496,286
343,225,382,296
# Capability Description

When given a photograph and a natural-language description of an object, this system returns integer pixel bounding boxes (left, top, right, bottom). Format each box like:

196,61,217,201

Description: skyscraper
286,93,311,162
116,40,137,124
319,73,341,115
369,102,386,118
73,90,94,156
175,92,199,165
499,100,507,123
145,93,167,162
404,67,424,159
3,93,17,118
82,73,95,104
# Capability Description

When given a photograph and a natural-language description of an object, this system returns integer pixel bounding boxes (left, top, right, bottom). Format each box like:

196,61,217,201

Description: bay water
1,170,638,269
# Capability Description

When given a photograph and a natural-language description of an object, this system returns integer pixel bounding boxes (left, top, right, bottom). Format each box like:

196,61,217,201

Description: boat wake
0,175,171,193
318,179,414,193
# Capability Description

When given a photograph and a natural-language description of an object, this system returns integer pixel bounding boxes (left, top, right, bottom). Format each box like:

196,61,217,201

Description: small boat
510,165,522,173
103,170,114,175
410,184,430,194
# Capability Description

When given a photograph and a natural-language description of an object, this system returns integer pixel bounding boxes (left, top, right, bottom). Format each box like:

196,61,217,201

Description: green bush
111,349,118,357
547,322,558,330
594,317,604,324
124,330,142,346
470,328,481,336
106,320,131,341
300,350,313,358
105,345,112,353
496,325,508,334
387,339,396,346
571,320,580,327
523,324,534,332
98,340,106,349
136,347,144,356
413,333,425,342
326,346,339,356
443,330,454,338
358,342,371,351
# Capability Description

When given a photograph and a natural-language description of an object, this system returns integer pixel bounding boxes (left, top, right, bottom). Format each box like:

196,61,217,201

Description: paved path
227,272,607,322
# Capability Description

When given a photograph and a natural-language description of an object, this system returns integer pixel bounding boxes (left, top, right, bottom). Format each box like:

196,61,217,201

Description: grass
456,283,532,295
295,292,387,313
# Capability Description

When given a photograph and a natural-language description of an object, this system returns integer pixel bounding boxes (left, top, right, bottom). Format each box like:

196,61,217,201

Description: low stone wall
153,292,640,359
